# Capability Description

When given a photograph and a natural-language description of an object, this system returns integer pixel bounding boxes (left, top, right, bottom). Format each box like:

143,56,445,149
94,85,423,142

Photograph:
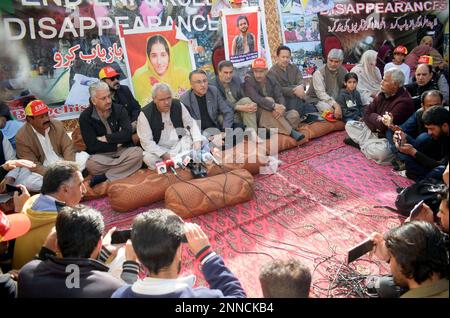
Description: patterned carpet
84,131,411,297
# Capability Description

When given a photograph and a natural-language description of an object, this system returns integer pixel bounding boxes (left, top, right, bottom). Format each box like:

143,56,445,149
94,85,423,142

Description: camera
111,229,131,244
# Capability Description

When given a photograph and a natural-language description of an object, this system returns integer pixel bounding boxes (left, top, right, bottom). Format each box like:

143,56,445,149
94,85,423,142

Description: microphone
172,156,185,170
155,161,167,174
182,155,192,168
201,151,220,166
164,159,177,175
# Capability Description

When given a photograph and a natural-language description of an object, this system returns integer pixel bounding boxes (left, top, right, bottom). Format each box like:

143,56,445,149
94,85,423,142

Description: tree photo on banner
120,26,194,107
0,0,271,120
222,6,260,68
277,0,334,77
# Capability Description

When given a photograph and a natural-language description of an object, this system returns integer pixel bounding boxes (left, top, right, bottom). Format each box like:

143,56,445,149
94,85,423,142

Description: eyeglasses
108,76,120,81
192,79,208,85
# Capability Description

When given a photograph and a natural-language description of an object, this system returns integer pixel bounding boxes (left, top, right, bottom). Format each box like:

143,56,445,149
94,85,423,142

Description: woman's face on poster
149,42,170,76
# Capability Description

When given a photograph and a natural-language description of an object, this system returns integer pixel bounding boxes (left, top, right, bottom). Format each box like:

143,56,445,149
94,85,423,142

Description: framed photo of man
222,6,261,68
119,26,195,106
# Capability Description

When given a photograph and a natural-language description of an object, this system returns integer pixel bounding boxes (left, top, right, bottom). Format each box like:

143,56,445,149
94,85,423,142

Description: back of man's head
55,205,104,258
259,259,312,298
41,161,80,195
422,105,449,127
384,221,448,285
131,209,185,275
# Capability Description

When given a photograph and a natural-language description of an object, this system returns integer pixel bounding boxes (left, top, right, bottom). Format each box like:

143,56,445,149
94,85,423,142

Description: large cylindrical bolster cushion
108,169,194,212
298,121,345,140
165,169,255,219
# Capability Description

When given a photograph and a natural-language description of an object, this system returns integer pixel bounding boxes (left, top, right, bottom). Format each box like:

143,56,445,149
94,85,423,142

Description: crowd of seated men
0,37,448,298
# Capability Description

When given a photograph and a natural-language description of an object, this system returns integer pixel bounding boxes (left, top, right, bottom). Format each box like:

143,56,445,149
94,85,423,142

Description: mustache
43,121,51,125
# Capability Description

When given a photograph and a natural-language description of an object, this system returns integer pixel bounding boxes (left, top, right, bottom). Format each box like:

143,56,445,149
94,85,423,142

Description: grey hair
328,49,344,61
384,68,405,87
89,81,110,98
152,83,172,99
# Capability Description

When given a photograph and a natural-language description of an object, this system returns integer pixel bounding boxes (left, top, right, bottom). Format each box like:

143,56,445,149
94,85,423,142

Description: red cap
25,100,49,117
99,66,120,79
0,211,31,242
322,110,337,122
252,58,268,70
230,0,244,3
393,45,408,55
418,55,433,65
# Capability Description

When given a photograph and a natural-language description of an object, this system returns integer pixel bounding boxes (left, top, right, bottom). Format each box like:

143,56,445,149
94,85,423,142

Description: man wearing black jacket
79,81,142,187
405,64,439,110
396,106,448,180
18,205,139,298
99,66,141,129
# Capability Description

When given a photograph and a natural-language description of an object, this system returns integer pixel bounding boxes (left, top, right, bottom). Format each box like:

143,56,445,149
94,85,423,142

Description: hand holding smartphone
6,184,23,195
347,238,375,264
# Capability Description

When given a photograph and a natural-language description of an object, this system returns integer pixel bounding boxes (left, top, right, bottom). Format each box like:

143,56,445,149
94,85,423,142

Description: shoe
290,129,305,142
391,159,406,171
344,137,360,149
89,174,107,188
396,170,408,178
302,114,319,124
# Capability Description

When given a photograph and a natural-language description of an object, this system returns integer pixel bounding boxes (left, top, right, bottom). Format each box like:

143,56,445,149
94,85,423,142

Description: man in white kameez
137,83,203,170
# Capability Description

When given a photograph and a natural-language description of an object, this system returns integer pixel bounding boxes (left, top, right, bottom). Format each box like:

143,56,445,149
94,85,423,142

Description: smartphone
5,184,22,195
409,200,424,219
347,238,375,264
111,229,131,244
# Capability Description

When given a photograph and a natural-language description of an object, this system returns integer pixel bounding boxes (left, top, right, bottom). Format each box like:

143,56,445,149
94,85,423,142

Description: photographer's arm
185,223,246,298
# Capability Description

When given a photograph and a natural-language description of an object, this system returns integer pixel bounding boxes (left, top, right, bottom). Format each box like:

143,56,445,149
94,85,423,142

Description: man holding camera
112,209,246,298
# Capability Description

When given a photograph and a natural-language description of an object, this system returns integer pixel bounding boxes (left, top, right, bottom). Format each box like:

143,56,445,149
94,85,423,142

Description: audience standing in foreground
112,208,246,298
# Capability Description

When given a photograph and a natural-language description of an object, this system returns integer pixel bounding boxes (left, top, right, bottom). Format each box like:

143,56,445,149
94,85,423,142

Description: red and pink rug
85,131,410,297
